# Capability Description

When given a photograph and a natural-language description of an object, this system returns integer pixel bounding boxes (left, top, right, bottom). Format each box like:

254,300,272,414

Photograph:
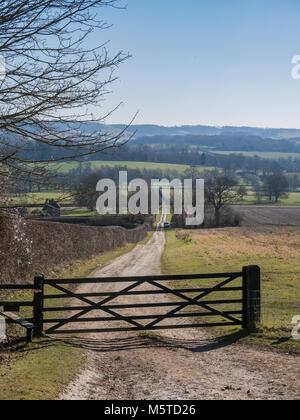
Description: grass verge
162,228,300,354
0,231,153,400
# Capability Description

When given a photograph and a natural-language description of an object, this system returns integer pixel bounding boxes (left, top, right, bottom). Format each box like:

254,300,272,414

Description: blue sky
94,0,300,128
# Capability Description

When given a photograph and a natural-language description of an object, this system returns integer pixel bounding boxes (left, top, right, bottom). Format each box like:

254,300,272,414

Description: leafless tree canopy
205,176,246,226
0,0,131,186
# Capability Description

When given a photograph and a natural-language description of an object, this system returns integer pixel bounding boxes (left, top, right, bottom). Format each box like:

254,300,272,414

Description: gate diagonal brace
46,280,148,333
145,276,241,328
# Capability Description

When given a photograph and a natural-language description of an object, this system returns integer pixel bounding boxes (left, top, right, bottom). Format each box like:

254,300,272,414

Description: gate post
33,274,44,337
242,266,261,333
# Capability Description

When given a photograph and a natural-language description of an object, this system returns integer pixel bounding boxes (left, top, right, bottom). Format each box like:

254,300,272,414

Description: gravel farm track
58,211,300,401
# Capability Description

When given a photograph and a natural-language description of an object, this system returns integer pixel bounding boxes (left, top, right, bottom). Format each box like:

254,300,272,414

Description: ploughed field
235,205,300,228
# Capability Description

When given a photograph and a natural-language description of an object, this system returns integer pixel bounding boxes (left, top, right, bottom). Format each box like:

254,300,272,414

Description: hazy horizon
103,122,300,131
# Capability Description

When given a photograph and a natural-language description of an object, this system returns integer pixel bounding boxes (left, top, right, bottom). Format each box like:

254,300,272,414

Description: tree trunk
215,208,220,227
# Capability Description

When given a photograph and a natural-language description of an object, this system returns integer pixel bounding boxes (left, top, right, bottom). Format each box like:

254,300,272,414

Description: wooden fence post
242,266,248,330
33,274,44,337
242,265,261,332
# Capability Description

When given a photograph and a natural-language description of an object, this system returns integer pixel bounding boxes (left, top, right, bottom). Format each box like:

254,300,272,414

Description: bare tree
263,173,288,202
205,177,246,227
0,0,132,191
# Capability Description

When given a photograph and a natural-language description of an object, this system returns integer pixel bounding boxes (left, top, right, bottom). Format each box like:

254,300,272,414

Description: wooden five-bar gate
0,266,261,343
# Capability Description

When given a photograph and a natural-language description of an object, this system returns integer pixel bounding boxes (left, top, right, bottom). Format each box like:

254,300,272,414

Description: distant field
49,160,213,174
63,209,96,217
235,206,300,227
13,160,212,210
239,191,300,206
13,186,300,211
213,150,300,159
12,192,72,205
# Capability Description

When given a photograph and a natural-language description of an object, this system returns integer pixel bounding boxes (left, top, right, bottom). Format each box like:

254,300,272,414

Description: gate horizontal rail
43,310,243,323
43,272,243,285
0,285,35,290
0,301,34,307
43,299,243,313
44,287,242,300
0,284,35,342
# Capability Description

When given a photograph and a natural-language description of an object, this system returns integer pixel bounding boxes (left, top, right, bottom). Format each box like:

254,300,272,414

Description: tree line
62,165,290,226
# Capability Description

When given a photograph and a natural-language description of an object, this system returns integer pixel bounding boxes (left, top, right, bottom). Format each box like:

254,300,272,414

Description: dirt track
59,216,300,401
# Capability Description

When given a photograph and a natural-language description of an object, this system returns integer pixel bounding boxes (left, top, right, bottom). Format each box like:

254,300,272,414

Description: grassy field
238,191,300,206
12,159,300,215
49,160,209,174
13,159,214,210
214,150,300,159
162,227,300,353
0,233,154,400
12,192,72,205
63,208,97,217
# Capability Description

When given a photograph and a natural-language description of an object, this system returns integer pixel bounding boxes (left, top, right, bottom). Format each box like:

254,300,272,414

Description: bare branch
0,0,132,191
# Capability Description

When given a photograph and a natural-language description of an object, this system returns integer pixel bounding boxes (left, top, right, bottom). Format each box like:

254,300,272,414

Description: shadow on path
41,330,247,354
